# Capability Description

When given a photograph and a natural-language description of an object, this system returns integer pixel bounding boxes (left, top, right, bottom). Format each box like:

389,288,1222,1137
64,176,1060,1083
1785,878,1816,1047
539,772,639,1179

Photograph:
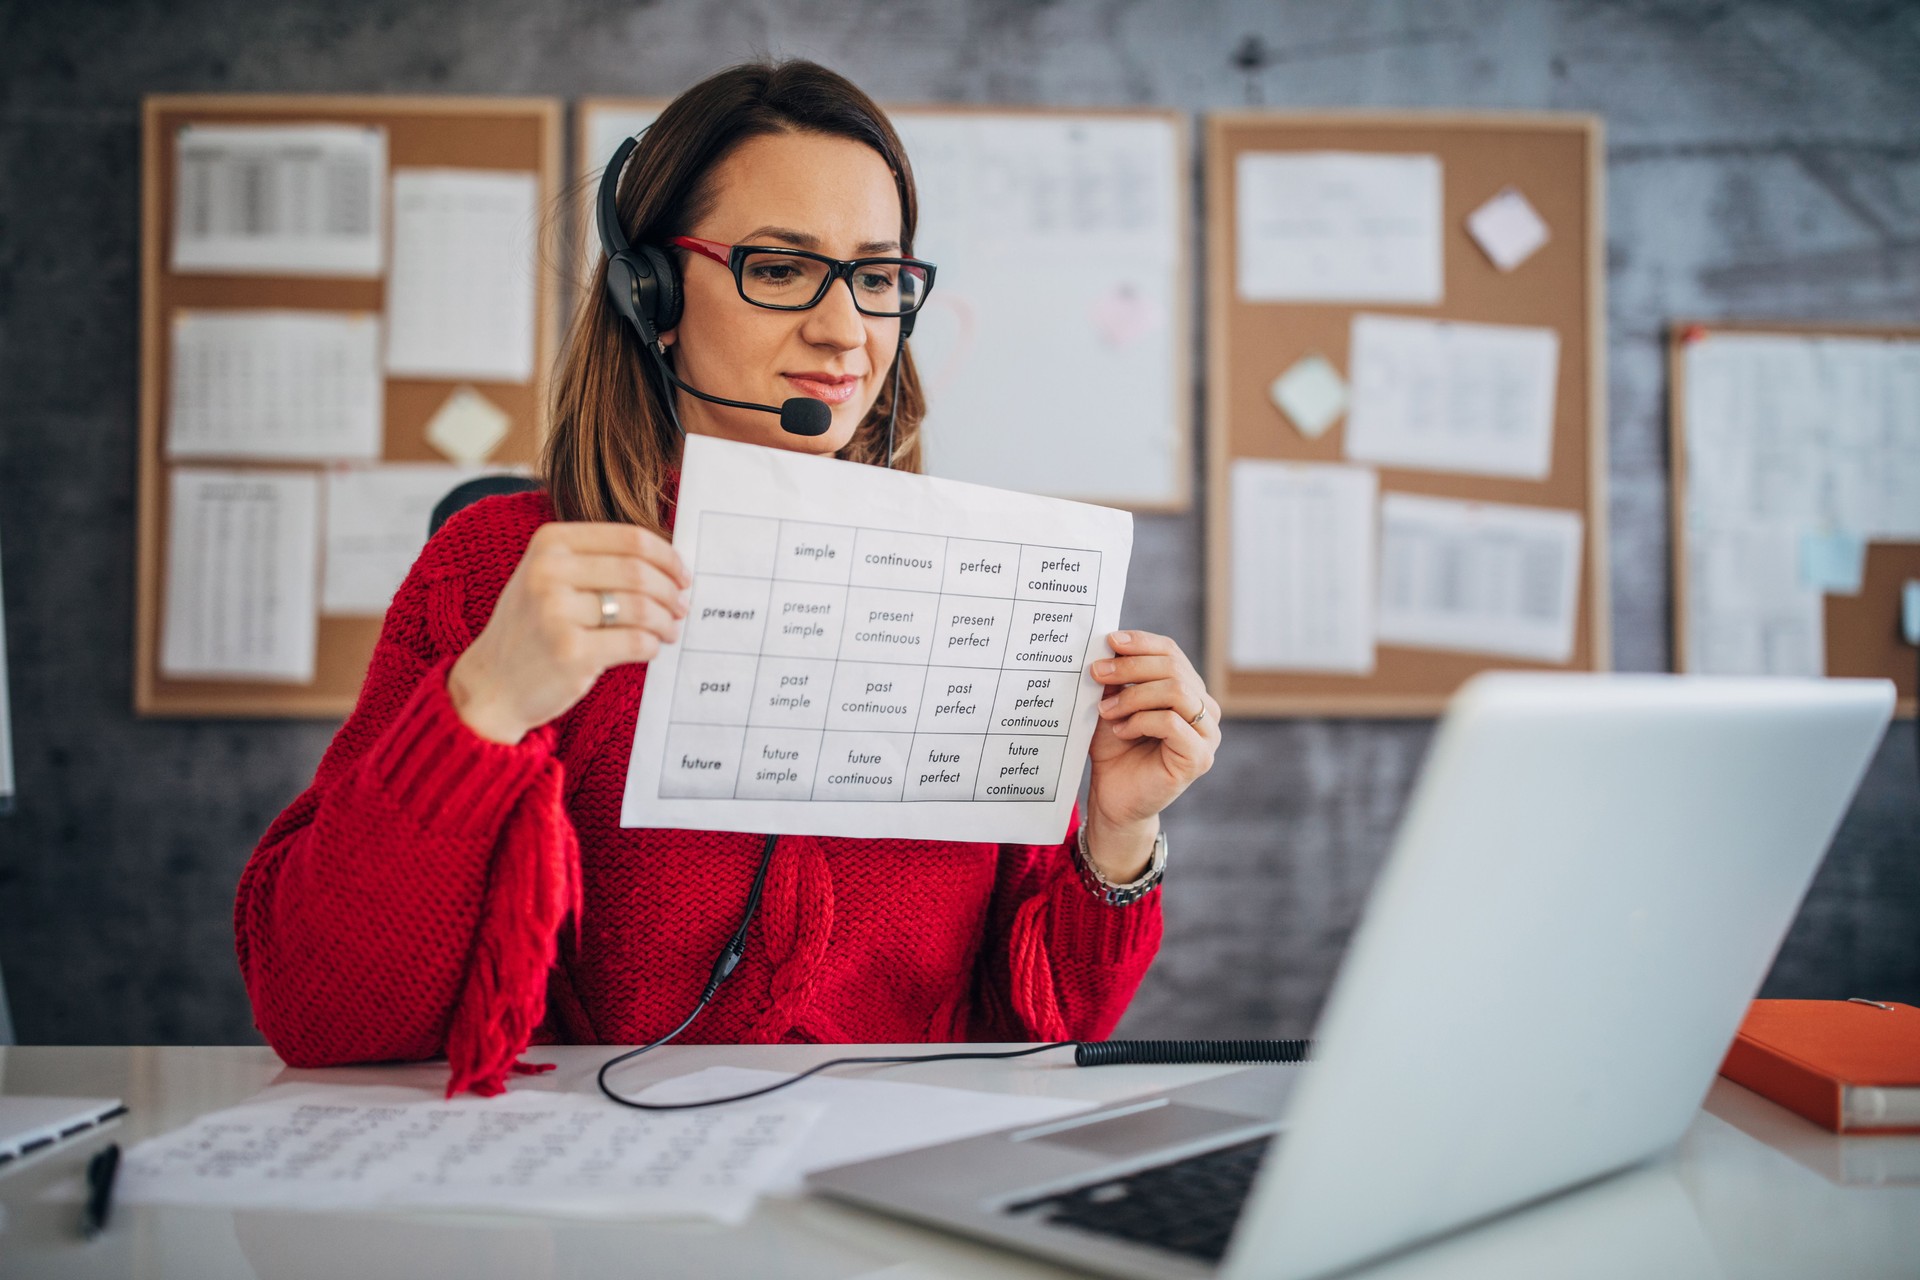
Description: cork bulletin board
1205,112,1609,717
1669,320,1920,717
136,95,562,717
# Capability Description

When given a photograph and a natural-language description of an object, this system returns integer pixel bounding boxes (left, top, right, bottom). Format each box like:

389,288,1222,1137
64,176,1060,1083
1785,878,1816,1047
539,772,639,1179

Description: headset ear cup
899,310,917,340
603,255,644,337
641,244,682,333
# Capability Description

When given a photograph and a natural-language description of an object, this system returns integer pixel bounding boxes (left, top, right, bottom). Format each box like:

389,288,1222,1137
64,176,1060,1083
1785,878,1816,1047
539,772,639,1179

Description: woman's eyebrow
745,226,902,255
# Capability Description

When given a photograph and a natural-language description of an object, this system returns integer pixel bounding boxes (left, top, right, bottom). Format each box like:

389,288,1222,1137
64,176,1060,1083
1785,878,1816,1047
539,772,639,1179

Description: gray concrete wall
0,0,1914,1044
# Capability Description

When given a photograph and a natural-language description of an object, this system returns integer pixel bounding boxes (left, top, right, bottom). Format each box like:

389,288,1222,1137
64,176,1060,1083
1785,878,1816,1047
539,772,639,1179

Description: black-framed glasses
669,235,935,317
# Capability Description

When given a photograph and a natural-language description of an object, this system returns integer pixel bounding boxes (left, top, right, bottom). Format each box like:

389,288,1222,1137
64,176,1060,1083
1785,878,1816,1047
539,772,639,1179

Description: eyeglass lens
738,251,926,315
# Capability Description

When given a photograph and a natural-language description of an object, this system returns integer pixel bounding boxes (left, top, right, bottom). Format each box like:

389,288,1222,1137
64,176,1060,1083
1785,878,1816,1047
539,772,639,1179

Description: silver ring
1188,706,1208,729
597,590,620,628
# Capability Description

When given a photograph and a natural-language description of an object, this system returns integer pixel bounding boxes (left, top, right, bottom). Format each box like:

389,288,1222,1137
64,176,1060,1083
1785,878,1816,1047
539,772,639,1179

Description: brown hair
543,60,926,530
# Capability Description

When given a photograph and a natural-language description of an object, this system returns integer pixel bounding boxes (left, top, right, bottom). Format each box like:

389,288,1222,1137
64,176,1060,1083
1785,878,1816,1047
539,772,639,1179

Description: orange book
1719,999,1920,1134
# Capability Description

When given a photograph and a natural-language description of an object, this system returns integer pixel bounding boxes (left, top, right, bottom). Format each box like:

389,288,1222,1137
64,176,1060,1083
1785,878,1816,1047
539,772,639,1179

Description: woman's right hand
447,523,692,744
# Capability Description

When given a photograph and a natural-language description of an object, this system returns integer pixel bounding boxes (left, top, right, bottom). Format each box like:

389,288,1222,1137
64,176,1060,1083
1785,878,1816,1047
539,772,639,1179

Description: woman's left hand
1084,631,1221,879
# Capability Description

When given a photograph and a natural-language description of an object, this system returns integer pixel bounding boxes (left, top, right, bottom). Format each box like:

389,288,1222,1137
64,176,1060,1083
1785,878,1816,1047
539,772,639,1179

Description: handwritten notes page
1376,494,1584,664
1235,152,1443,304
1230,460,1377,674
171,124,386,277
385,169,539,383
167,310,384,461
118,1091,819,1224
621,436,1132,844
1345,314,1561,481
160,469,320,682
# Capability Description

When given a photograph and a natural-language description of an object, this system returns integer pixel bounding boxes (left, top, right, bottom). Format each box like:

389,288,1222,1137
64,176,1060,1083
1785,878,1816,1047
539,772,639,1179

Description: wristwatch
1074,823,1168,907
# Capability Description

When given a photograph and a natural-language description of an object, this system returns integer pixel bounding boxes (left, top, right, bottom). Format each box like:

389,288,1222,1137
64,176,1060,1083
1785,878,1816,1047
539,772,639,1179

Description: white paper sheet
1229,460,1377,674
1680,331,1920,676
161,469,320,682
621,436,1133,843
117,1091,818,1225
892,112,1184,505
385,168,538,383
166,310,383,461
1684,520,1825,677
1376,493,1583,663
1345,314,1560,480
322,464,495,615
1466,187,1550,271
1235,152,1443,304
172,124,385,277
637,1067,1096,1195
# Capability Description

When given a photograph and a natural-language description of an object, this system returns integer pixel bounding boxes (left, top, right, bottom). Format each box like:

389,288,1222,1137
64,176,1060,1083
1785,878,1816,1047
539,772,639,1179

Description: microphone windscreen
779,397,834,437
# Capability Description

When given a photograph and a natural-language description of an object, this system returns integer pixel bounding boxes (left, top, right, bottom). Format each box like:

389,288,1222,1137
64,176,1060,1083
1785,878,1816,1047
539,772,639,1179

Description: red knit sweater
235,490,1161,1097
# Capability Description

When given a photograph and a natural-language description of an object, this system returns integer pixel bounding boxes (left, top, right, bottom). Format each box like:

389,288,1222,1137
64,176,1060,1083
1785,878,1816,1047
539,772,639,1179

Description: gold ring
1188,706,1207,728
598,590,620,627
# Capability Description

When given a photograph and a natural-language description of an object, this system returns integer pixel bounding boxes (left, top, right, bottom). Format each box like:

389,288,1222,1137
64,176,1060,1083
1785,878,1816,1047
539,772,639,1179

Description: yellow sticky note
424,386,511,465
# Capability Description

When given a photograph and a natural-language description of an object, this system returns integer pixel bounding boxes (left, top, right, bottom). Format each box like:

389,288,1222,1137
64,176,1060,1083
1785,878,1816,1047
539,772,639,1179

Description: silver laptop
809,674,1894,1280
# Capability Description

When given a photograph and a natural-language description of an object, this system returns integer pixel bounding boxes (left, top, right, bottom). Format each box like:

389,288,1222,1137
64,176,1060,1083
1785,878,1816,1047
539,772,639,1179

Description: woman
236,60,1222,1098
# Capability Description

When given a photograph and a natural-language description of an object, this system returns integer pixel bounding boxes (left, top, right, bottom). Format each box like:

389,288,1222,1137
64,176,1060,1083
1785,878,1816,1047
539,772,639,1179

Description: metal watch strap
1074,823,1167,907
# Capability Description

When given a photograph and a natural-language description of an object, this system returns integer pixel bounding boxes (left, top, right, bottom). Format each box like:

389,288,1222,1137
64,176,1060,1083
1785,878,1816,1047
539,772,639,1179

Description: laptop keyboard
1005,1135,1273,1263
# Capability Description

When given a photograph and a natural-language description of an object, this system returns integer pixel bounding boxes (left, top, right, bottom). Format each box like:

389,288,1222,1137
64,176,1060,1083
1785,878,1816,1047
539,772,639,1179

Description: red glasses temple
670,235,734,266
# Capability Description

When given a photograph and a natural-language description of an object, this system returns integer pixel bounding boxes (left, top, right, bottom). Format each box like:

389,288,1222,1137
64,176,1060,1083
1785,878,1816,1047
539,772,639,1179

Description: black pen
80,1142,120,1239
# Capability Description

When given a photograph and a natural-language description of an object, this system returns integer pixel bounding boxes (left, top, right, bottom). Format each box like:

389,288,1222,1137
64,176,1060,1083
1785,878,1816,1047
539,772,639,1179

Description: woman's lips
783,374,860,405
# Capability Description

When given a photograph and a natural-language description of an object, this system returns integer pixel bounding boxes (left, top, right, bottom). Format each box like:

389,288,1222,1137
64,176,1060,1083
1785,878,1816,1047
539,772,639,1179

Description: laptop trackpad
1029,1104,1254,1158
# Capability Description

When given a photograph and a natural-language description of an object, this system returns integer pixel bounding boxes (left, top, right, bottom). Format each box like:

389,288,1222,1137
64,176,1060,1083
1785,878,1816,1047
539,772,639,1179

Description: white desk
2,1044,1916,1278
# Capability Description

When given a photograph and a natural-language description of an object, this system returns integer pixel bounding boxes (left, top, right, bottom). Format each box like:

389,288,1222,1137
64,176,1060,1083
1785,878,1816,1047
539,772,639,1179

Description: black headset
595,132,913,456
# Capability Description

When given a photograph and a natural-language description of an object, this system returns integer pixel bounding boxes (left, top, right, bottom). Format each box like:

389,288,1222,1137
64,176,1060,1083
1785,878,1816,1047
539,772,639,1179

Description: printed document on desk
638,1066,1096,1195
621,436,1133,843
115,1089,818,1224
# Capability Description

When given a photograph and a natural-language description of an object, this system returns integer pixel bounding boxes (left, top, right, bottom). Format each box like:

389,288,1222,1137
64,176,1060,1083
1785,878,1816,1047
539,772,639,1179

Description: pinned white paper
1466,187,1550,272
1268,355,1349,440
1235,152,1443,304
1346,314,1560,480
424,386,512,464
1230,460,1377,674
1376,493,1584,663
167,310,384,461
322,464,496,615
386,169,539,383
161,469,320,682
171,124,386,277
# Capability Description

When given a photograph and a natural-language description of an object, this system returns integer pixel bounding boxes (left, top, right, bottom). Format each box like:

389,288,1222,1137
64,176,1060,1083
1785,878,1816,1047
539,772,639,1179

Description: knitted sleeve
233,496,577,1095
969,811,1163,1042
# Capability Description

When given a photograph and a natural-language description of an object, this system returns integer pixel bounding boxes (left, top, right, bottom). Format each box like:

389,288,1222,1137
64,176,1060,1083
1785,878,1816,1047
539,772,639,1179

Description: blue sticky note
1798,530,1866,596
